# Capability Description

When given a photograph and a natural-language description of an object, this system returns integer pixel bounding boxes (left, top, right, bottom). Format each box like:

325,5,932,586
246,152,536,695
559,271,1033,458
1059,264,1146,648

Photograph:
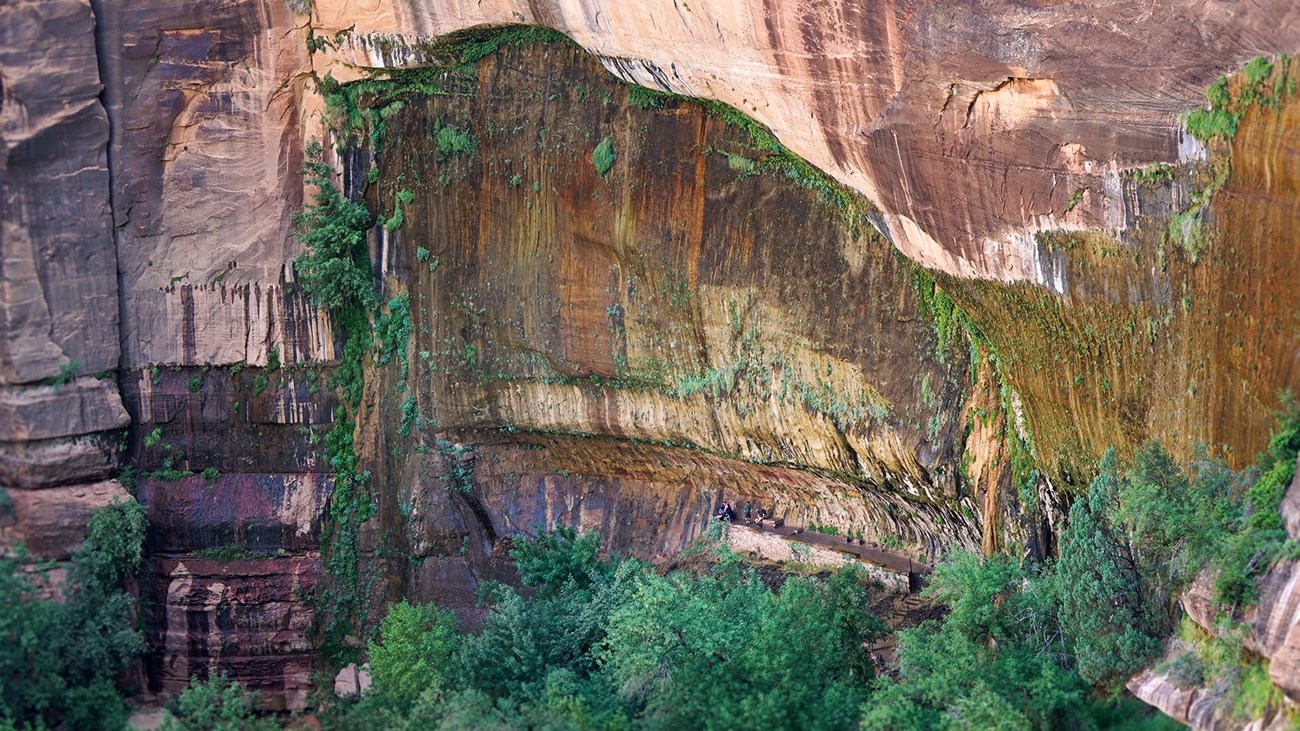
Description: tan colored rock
311,0,1300,285
1282,455,1300,540
1127,665,1223,729
332,663,371,698
0,0,118,384
94,0,326,367
1253,561,1300,701
0,480,131,559
0,378,129,442
726,524,908,591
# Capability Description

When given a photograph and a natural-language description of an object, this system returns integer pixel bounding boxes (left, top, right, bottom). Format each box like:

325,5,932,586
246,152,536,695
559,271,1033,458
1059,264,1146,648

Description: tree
1056,450,1162,689
368,600,462,707
159,673,278,731
861,551,1090,731
294,141,376,313
509,526,604,597
0,500,147,729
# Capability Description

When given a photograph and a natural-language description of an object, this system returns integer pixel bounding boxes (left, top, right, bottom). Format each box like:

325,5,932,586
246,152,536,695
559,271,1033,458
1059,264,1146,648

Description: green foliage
375,292,412,392
291,142,383,665
510,526,603,597
144,426,163,448
626,84,676,110
434,25,574,70
43,359,81,387
591,136,617,178
1213,402,1300,605
337,534,881,730
195,544,249,562
1183,55,1294,143
1055,450,1163,689
188,375,203,393
293,141,376,313
0,501,147,729
436,121,478,160
367,600,461,707
868,423,1297,726
862,551,1091,731
201,467,220,481
910,267,987,364
399,395,417,438
1130,163,1175,186
384,189,415,231
159,673,278,731
436,440,475,493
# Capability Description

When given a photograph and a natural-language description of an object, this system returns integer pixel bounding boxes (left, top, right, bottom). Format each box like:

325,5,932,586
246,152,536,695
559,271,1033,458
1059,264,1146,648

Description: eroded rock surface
312,0,1300,284
2,0,1299,720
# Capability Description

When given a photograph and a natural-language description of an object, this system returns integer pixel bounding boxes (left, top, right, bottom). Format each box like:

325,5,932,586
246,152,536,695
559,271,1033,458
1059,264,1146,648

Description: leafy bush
1056,458,1164,688
293,141,376,313
1213,402,1300,604
337,531,881,730
509,526,602,597
367,600,461,707
0,501,147,729
160,673,278,731
1183,55,1294,143
436,122,478,160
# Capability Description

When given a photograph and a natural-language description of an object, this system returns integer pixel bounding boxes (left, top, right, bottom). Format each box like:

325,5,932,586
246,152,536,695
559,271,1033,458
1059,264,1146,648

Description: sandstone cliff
2,0,1299,718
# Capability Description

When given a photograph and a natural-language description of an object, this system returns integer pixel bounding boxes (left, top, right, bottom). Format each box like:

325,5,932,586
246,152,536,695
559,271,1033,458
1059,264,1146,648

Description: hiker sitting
716,501,734,522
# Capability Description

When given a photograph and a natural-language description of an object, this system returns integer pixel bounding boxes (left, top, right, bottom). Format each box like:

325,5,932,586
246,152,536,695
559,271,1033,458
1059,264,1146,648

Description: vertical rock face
0,0,118,383
93,0,328,368
0,0,129,579
1,0,1298,720
125,368,333,709
346,44,999,636
313,0,1300,283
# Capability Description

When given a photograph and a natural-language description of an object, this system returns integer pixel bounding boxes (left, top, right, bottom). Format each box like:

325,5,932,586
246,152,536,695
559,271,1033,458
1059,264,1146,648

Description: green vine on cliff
911,264,1045,524
293,141,383,664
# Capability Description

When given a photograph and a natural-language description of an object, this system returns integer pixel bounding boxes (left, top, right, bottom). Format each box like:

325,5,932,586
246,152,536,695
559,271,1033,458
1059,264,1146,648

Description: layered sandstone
0,0,129,581
310,0,1300,285
2,0,1299,719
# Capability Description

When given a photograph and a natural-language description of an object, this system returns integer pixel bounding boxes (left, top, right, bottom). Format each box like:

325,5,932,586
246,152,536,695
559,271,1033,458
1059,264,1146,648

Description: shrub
293,141,376,313
367,600,462,707
159,673,277,731
436,122,478,159
591,136,616,178
0,501,147,729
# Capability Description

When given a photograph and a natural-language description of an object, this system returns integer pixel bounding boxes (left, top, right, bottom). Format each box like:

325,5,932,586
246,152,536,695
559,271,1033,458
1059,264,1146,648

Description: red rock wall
2,0,1298,719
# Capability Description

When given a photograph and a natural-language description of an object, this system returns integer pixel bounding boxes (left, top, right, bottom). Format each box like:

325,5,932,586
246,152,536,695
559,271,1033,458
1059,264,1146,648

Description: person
743,502,752,523
716,501,734,522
